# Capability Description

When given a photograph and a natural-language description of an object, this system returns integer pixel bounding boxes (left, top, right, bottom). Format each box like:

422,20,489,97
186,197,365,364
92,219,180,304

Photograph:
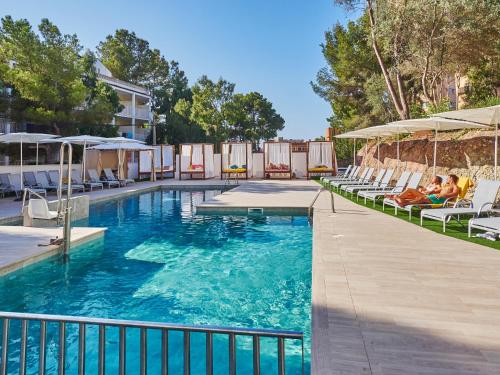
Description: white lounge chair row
323,165,500,237
0,168,135,199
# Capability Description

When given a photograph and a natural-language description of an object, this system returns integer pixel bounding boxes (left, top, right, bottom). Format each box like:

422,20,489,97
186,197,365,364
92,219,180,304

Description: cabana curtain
266,142,290,169
308,142,333,168
204,144,215,178
221,143,253,178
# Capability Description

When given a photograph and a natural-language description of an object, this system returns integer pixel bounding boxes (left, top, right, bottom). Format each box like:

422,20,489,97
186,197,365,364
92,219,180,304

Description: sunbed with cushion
333,168,375,191
421,179,500,232
88,169,120,188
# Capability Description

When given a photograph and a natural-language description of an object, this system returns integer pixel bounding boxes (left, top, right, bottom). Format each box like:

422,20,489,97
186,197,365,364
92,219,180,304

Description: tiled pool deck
312,192,500,375
2,180,500,374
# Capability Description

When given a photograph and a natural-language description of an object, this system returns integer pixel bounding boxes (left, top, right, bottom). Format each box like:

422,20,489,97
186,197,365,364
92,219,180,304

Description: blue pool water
0,189,312,374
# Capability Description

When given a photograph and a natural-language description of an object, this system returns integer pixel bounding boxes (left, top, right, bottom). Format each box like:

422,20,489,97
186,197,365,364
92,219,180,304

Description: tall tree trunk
366,0,409,120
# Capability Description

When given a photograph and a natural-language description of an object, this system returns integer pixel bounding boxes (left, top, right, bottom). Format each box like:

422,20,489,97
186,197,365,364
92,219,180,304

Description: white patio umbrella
0,132,58,189
88,142,155,181
336,129,378,168
388,117,491,174
434,105,500,179
51,135,109,182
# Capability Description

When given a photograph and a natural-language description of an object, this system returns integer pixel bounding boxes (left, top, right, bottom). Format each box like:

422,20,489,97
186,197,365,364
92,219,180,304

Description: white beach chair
9,173,46,198
323,165,359,186
35,171,59,191
421,179,500,232
27,198,58,220
321,165,351,184
330,167,372,190
359,170,414,206
88,169,120,189
345,168,394,200
468,217,500,238
48,170,85,193
380,172,424,209
104,168,134,186
338,168,377,193
342,169,387,197
71,170,103,191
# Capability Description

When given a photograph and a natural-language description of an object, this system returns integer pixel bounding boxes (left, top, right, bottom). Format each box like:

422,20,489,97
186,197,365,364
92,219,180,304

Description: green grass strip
316,180,500,250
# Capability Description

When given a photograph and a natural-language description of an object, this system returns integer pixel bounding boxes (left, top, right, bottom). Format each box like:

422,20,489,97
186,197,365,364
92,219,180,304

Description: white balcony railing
117,103,151,120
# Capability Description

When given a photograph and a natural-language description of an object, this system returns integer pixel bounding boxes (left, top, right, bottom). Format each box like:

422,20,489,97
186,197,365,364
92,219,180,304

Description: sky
2,0,357,140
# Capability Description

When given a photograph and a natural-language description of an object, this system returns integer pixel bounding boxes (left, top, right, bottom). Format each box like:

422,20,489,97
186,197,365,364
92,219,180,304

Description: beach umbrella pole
36,143,39,166
433,128,438,175
495,123,498,180
377,136,380,173
353,139,356,166
82,140,87,183
396,133,400,170
20,138,23,190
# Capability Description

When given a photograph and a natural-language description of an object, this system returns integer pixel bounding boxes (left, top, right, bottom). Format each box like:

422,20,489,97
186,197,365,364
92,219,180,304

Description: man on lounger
394,174,459,207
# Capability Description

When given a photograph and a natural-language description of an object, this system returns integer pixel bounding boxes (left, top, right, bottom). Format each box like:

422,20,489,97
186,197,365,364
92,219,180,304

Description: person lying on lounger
394,174,459,207
385,175,442,199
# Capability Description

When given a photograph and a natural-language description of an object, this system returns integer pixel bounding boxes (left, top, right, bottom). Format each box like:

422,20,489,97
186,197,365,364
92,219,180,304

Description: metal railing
308,187,335,220
0,311,304,375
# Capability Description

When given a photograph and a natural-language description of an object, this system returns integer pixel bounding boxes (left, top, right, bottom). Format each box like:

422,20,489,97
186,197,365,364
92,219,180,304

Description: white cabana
434,105,500,178
139,145,175,179
0,133,58,190
179,143,215,180
307,141,335,179
264,142,292,179
88,142,156,181
387,117,491,174
221,142,253,180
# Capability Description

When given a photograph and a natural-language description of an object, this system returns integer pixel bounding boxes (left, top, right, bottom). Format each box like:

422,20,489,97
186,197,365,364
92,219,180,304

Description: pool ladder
308,187,335,222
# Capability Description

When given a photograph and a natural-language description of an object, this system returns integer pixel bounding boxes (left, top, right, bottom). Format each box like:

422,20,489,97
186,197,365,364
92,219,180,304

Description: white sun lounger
421,179,500,232
380,172,424,209
342,169,388,197
331,168,373,190
335,168,375,190
359,170,416,206
88,169,120,189
48,170,85,193
468,217,500,238
104,168,134,186
321,165,351,184
71,170,103,191
323,166,360,187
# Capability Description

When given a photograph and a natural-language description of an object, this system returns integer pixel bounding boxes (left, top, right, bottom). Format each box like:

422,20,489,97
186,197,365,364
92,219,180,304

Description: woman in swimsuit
394,174,459,207
386,175,442,200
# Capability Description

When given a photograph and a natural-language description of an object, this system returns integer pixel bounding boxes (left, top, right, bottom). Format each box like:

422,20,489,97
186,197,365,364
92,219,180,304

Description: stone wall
358,130,497,188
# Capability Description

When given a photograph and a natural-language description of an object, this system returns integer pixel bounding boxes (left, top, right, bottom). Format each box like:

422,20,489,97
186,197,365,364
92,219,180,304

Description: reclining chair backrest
35,171,52,187
23,172,38,186
471,179,500,208
48,170,60,185
348,166,360,178
104,168,118,181
88,169,101,182
406,172,423,189
363,168,375,181
379,169,395,187
393,171,411,188
372,169,386,185
9,174,22,191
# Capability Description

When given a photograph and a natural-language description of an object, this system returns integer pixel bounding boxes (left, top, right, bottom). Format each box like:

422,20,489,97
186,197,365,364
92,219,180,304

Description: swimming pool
0,189,312,373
